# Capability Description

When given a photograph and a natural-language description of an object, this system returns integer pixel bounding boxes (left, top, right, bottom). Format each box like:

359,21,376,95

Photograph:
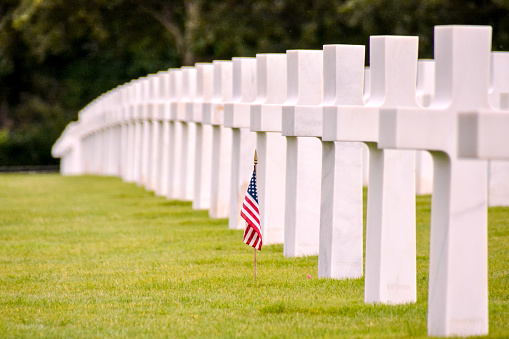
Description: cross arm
458,110,509,159
378,107,454,154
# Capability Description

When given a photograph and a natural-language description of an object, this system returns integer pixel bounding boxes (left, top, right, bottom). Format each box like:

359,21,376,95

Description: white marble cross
323,36,420,304
415,60,435,195
486,52,509,206
224,57,258,229
319,46,366,279
91,98,105,174
87,108,99,175
281,50,324,257
190,63,214,210
153,70,170,197
458,110,509,159
98,94,109,175
95,100,107,175
379,25,492,337
141,75,158,190
76,113,89,174
90,92,105,174
147,74,162,192
133,78,147,186
78,104,92,174
128,80,142,183
99,95,110,175
115,88,124,177
140,77,153,187
123,81,136,182
106,86,121,178
457,53,509,159
416,60,435,108
174,67,197,201
51,122,83,175
94,98,106,175
114,89,124,177
282,45,365,278
118,83,129,181
107,90,121,177
457,54,509,158
104,93,116,176
361,67,370,187
250,53,287,245
202,61,234,218
166,69,183,200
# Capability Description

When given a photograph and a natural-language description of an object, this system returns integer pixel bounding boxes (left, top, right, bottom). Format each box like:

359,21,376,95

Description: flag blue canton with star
247,172,258,203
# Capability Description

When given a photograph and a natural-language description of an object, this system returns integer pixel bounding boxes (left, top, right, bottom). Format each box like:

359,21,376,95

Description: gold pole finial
254,150,258,165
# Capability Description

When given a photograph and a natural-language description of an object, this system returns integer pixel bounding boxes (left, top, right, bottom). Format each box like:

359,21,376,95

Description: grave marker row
52,25,508,337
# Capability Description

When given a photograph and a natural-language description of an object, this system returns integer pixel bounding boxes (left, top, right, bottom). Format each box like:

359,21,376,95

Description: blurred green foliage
1,0,509,165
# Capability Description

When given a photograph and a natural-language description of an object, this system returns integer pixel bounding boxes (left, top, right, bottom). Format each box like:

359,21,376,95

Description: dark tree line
1,0,509,165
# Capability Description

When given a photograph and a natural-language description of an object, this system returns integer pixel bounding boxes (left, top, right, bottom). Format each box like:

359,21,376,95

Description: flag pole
254,149,258,281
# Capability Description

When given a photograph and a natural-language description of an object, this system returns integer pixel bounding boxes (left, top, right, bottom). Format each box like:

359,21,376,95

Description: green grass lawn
0,174,507,338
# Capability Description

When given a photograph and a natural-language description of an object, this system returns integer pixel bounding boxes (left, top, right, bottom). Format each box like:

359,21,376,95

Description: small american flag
241,166,262,251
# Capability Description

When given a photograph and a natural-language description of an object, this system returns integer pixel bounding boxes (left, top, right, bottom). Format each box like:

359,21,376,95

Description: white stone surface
361,143,369,187
177,120,196,200
487,52,509,206
173,67,197,201
107,126,117,176
224,57,258,229
203,61,233,218
488,161,509,205
126,95,136,183
416,60,435,108
317,45,365,279
458,53,509,204
111,91,123,177
415,150,433,195
363,67,370,104
191,63,214,210
146,74,161,191
155,71,171,197
52,122,83,175
193,123,213,209
362,67,370,187
119,85,129,181
141,81,152,187
458,110,509,159
281,50,323,257
133,79,145,185
135,78,149,186
123,82,136,182
95,110,106,175
149,71,167,195
166,69,183,200
158,113,171,197
143,118,156,186
415,60,435,195
320,141,363,278
282,45,365,277
229,128,257,229
284,136,322,256
255,131,286,244
489,52,509,110
323,36,419,304
379,26,491,337
250,53,287,245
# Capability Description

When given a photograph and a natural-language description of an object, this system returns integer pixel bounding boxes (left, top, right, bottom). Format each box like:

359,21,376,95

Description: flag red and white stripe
241,167,262,251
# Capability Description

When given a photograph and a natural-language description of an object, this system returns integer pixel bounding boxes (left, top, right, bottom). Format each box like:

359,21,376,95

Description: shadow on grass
158,200,193,207
259,301,422,316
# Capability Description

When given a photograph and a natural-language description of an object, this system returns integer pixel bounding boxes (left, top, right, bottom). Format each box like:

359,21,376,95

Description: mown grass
0,174,507,338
